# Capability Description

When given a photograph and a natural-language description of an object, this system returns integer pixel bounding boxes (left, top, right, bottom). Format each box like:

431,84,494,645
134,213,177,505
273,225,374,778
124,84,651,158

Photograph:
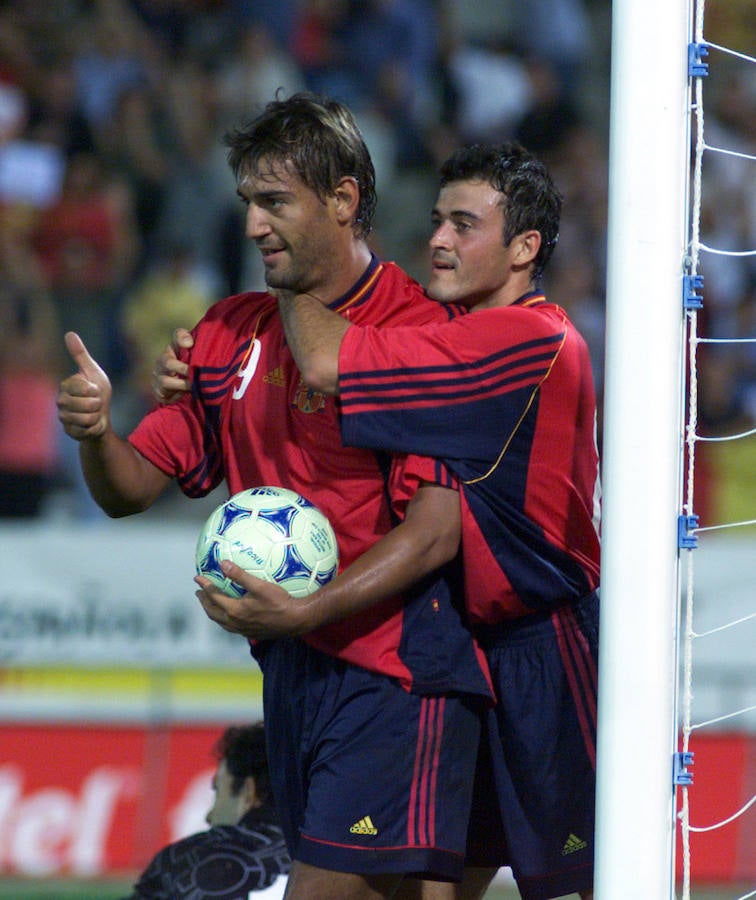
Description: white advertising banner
0,519,263,722
0,520,252,667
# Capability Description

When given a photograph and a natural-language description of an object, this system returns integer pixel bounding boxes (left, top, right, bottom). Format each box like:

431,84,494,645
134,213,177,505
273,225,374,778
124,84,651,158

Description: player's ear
513,230,542,268
333,176,361,226
240,775,259,810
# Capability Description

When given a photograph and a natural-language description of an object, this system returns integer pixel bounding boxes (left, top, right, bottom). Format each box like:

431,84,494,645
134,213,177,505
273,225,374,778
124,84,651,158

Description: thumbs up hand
57,332,113,440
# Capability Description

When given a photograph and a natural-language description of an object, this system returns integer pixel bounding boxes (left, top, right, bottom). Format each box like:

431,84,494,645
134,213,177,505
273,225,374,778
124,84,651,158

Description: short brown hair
225,92,377,240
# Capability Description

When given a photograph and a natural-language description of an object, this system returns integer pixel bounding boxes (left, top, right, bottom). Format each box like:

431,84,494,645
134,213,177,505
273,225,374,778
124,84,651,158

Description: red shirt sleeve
388,453,459,521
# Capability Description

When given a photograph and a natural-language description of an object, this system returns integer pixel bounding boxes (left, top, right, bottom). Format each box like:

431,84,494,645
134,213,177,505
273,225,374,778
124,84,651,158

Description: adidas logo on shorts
562,833,589,855
350,815,378,836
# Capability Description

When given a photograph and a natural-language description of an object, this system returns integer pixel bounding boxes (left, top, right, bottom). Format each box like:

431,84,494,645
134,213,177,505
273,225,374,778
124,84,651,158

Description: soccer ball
196,486,339,599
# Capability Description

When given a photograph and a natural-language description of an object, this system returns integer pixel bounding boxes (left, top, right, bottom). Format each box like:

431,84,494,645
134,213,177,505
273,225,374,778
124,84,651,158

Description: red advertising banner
0,723,753,883
675,732,756,884
0,723,223,878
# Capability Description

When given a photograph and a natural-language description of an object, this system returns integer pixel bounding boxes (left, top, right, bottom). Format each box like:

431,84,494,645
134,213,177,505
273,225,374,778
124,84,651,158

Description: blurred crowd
0,0,752,523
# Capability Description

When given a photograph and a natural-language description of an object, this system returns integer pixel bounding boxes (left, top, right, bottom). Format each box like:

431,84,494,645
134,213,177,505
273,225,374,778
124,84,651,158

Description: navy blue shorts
466,591,599,900
253,638,485,882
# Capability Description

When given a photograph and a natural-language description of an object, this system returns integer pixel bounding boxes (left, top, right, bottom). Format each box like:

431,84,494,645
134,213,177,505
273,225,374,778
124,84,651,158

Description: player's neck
472,276,538,311
311,241,373,306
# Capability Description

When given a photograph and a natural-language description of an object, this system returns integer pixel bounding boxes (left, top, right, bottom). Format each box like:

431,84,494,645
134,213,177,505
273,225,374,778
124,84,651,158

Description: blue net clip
678,514,699,549
683,274,704,310
688,42,709,77
674,751,695,786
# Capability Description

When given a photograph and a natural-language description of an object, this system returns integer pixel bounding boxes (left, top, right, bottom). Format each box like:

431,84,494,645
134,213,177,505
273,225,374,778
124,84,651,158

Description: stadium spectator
69,3,153,136
33,150,139,369
24,51,96,159
509,0,594,100
98,82,173,269
289,0,353,100
216,22,306,126
119,241,214,415
0,224,62,517
151,57,240,298
122,722,290,900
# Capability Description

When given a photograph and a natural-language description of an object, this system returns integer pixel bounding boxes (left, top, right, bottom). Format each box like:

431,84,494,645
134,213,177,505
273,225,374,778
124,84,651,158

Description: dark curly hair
439,142,562,281
215,722,272,806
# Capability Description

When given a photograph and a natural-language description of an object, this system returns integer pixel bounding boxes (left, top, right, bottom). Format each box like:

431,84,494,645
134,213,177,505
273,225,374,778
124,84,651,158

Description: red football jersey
129,257,491,697
338,293,602,624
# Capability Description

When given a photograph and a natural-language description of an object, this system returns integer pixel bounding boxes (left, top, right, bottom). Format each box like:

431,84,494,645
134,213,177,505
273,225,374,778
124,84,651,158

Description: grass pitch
0,879,747,899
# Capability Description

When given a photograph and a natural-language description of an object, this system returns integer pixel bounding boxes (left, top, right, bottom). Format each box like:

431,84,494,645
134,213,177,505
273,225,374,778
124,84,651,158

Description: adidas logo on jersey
263,366,286,387
350,815,378,836
561,833,588,855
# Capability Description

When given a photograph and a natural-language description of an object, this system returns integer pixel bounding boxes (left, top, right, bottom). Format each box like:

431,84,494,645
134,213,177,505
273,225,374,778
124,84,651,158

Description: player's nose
429,220,453,251
246,203,271,239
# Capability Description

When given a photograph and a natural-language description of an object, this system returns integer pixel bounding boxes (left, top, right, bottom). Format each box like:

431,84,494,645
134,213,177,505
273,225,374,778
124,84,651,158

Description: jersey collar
328,253,383,314
512,290,547,308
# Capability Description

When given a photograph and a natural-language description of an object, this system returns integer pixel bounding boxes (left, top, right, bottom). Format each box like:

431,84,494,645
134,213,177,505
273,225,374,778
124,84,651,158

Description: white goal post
595,0,691,896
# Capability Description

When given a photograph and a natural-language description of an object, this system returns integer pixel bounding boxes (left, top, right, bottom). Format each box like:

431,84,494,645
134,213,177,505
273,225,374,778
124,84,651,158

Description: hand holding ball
196,486,339,599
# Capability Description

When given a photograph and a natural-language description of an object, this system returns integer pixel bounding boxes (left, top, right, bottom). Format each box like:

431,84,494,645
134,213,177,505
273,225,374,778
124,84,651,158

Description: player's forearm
299,524,451,631
299,485,461,633
78,431,170,517
277,293,347,395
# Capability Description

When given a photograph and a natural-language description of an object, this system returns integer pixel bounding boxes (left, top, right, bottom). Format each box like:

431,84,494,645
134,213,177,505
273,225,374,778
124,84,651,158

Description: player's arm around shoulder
277,292,348,395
